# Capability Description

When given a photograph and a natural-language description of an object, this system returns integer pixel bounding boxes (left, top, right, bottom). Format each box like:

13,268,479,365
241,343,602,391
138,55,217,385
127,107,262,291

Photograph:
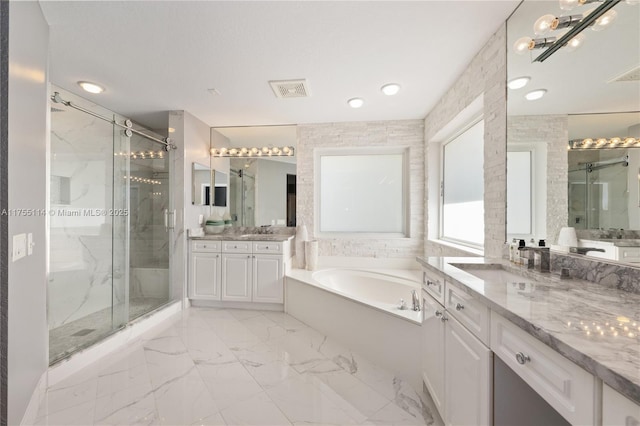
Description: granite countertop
416,256,640,404
189,233,294,242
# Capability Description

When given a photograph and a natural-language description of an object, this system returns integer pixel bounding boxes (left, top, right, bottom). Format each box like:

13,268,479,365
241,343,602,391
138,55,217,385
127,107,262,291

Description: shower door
127,133,172,320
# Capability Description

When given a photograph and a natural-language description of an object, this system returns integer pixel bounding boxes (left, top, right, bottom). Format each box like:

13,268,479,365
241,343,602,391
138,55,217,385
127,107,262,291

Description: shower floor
49,297,168,364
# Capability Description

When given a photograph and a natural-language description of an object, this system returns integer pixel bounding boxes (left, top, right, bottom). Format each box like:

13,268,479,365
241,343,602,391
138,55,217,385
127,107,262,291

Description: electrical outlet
12,233,26,262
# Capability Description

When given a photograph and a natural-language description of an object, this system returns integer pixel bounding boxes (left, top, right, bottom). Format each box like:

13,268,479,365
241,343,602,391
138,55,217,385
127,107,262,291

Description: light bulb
283,146,291,154
220,147,228,154
625,137,637,145
514,36,533,54
534,14,556,35
241,147,248,154
610,137,622,145
596,138,607,146
565,33,586,52
525,89,547,101
559,0,580,10
592,9,617,31
251,147,259,154
507,77,531,90
583,138,594,146
262,147,269,153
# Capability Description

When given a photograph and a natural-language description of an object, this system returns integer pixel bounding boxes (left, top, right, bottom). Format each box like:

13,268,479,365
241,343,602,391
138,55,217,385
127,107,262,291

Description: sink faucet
570,247,606,255
517,246,550,272
411,290,421,312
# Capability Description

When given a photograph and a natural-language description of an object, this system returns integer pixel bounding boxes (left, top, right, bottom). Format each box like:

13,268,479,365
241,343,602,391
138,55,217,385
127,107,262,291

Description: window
316,147,408,236
441,119,484,248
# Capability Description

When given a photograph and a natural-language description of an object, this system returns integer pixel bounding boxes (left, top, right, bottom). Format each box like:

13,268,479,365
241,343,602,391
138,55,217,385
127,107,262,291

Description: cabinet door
252,255,283,303
190,252,221,300
603,384,640,426
445,315,492,426
221,254,252,301
422,290,446,419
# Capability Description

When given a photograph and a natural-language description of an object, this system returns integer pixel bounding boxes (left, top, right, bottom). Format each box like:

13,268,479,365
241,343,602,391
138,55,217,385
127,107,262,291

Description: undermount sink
453,264,534,284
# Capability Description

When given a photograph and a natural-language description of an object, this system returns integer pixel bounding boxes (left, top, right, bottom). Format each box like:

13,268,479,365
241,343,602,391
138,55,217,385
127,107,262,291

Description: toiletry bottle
517,239,526,265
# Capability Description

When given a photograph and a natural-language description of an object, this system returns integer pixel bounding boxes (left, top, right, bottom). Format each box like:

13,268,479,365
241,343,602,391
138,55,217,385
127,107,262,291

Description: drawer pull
427,280,435,286
440,315,449,323
266,246,269,249
515,352,531,365
435,310,443,317
203,245,207,248
455,303,465,311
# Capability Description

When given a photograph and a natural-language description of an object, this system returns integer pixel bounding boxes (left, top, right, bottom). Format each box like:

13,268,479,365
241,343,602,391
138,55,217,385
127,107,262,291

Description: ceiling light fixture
381,83,401,96
78,81,105,94
507,77,531,90
525,89,547,101
347,98,364,108
210,146,295,158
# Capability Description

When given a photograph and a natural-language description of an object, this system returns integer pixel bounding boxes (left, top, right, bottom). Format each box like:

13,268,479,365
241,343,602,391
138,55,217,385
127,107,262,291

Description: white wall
210,128,230,215
8,2,49,424
255,159,296,226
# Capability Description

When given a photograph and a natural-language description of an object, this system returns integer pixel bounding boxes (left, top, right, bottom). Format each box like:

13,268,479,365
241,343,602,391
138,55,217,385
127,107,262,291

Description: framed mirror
192,162,212,206
506,0,640,264
210,125,297,227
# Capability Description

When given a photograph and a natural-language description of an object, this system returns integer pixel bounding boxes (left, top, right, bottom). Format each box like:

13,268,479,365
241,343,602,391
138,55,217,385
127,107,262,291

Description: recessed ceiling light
348,98,364,108
507,77,531,90
525,89,547,101
78,81,105,94
381,83,401,96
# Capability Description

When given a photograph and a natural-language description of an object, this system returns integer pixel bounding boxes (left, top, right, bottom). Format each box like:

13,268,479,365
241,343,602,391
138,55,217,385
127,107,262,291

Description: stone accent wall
296,120,424,258
508,115,568,245
424,25,507,258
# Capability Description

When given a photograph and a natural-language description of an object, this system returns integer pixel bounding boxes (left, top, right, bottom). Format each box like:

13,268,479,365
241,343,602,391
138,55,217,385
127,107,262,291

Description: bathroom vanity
418,256,640,426
188,234,293,310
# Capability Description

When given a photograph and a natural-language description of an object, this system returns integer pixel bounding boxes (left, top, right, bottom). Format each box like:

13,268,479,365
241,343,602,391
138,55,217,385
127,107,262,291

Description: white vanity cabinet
603,384,640,426
421,274,492,426
189,238,290,307
189,241,222,300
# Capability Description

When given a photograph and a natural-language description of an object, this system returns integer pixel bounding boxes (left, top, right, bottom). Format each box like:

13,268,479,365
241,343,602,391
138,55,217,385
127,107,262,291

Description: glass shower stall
48,87,175,364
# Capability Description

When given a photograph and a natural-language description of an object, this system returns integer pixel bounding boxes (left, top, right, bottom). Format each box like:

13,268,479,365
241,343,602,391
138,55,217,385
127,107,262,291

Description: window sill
429,239,484,256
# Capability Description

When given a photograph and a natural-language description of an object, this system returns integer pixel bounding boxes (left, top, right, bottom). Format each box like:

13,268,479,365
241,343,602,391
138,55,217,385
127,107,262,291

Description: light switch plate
27,233,34,255
13,233,26,262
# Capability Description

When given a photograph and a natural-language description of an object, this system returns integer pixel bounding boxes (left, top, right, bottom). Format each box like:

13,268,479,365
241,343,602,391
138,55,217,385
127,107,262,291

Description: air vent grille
269,79,310,98
608,65,640,83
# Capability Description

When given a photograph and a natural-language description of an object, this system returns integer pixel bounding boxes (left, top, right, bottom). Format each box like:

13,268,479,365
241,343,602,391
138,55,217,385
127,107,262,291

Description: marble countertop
416,256,640,404
189,233,294,242
580,238,640,248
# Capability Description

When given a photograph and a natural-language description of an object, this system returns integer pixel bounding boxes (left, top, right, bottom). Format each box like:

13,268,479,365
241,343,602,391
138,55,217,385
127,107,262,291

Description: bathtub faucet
411,290,421,312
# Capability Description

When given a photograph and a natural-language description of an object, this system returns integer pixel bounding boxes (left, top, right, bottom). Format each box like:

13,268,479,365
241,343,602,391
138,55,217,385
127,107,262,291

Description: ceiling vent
608,65,640,83
269,79,310,98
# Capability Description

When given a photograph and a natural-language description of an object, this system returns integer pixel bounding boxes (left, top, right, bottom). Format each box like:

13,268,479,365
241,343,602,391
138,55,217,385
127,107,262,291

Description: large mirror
507,0,640,265
210,125,297,227
192,162,212,206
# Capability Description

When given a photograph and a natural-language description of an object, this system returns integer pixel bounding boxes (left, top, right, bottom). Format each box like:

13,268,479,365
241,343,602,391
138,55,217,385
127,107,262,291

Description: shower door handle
164,209,169,231
169,209,176,230
164,209,176,231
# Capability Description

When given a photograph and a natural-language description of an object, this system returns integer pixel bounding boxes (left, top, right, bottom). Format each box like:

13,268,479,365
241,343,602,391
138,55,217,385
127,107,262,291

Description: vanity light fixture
381,83,401,96
348,98,364,108
78,81,105,94
570,137,639,149
514,0,623,62
524,89,547,100
507,76,531,90
210,146,295,158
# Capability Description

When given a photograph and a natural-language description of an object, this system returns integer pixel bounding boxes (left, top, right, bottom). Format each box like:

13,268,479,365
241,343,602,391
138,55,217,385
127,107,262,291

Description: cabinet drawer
445,283,490,345
253,241,283,254
192,241,222,252
602,384,640,426
490,312,595,426
422,268,445,305
222,241,252,253
617,247,640,263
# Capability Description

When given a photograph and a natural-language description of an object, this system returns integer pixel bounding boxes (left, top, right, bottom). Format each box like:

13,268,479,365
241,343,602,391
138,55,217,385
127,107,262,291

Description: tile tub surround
34,308,442,426
417,256,640,405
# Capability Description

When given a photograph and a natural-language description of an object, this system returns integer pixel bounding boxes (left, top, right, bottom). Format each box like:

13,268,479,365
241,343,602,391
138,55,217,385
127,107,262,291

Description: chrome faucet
411,290,421,312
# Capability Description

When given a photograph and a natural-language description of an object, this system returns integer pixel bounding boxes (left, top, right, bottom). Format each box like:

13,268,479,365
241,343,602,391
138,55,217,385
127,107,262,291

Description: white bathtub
285,266,423,390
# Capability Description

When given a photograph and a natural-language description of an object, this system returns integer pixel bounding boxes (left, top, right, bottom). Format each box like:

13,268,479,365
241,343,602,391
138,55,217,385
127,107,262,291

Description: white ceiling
39,1,520,130
507,0,640,116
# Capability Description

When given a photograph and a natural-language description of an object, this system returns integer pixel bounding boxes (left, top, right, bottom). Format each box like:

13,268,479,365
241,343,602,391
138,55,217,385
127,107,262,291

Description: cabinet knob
203,245,207,248
266,246,269,249
234,245,238,249
247,255,251,258
427,280,434,286
515,352,531,365
216,254,219,258
455,303,465,311
440,315,448,323
435,310,443,317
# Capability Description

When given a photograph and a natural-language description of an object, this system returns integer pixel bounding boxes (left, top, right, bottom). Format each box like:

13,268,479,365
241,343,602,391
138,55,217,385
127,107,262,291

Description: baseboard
47,300,182,387
190,299,283,312
20,370,47,425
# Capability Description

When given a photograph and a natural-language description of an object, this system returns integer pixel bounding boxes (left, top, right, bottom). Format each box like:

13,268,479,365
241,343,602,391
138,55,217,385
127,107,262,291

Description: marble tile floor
49,298,169,365
35,307,443,426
